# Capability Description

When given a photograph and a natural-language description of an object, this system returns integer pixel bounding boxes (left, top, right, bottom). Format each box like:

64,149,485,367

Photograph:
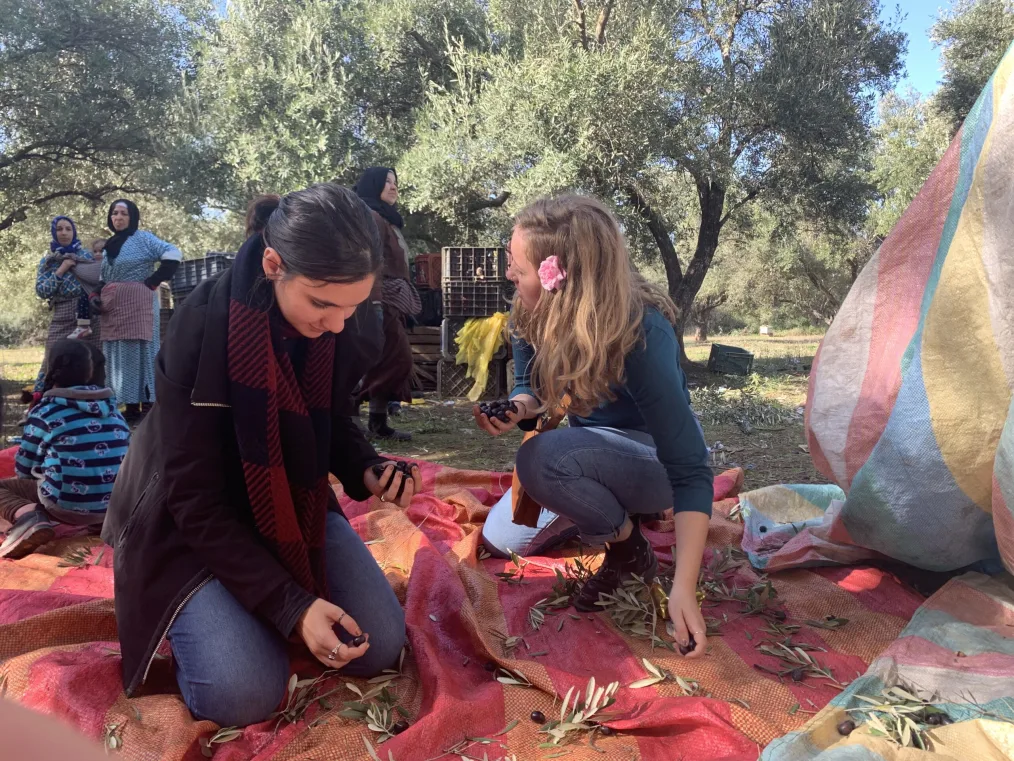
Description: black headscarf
104,199,140,260
354,167,403,229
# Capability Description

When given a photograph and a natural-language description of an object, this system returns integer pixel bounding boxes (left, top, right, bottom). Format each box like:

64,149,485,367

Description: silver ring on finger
337,612,346,628
327,643,342,661
380,494,387,502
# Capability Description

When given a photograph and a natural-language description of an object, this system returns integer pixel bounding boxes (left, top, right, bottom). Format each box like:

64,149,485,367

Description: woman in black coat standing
104,184,419,727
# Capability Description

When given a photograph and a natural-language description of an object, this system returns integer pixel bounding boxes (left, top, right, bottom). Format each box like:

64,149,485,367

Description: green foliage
404,0,904,342
868,90,950,237
932,0,1014,131
0,0,224,233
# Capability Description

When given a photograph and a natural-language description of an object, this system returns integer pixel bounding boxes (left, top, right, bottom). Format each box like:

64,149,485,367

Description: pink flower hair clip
538,255,567,292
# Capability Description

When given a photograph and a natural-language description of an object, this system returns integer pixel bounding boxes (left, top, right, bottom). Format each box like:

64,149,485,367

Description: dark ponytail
245,194,281,238
262,183,382,283
43,340,94,393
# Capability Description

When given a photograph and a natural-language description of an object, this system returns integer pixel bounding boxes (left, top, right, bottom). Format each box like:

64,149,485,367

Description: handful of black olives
371,460,416,500
478,399,518,423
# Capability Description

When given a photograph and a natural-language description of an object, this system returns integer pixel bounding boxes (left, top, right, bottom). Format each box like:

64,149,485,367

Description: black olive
350,634,367,647
392,720,409,735
837,720,855,736
790,668,805,682
530,710,546,724
678,633,697,656
598,725,614,736
483,661,496,672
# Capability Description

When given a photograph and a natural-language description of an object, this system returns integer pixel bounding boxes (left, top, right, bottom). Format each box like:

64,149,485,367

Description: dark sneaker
573,521,658,612
0,510,56,560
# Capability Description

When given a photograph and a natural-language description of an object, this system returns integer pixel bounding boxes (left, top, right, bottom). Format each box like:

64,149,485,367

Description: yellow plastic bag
454,313,509,401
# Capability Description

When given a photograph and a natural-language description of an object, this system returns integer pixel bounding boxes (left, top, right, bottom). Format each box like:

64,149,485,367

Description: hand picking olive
372,461,415,499
350,633,367,647
678,633,697,656
478,399,518,424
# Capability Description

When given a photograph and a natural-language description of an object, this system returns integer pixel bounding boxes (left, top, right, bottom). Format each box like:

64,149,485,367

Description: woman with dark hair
103,183,418,727
0,340,128,559
32,215,103,392
95,199,182,424
353,167,419,440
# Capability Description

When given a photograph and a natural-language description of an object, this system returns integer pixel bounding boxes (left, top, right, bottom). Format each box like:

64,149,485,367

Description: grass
0,346,43,446
0,334,829,491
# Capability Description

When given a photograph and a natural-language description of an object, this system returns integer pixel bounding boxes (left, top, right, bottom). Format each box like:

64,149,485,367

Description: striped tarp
750,42,1014,576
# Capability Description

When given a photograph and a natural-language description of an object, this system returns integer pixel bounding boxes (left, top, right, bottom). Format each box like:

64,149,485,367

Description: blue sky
890,0,949,95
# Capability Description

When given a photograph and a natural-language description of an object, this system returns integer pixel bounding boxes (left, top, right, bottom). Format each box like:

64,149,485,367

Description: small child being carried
0,339,130,559
65,239,106,340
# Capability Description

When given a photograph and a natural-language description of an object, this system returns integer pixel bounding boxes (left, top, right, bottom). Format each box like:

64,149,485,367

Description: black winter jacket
101,267,385,695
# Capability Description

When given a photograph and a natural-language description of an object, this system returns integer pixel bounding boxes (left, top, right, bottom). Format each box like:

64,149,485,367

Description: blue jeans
480,427,672,558
167,512,405,727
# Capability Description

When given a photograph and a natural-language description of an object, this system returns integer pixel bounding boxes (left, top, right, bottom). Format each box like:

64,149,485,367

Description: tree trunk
695,324,708,343
625,181,726,366
671,183,726,363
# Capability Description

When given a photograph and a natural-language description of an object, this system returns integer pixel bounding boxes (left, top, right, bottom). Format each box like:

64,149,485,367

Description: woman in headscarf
95,199,182,424
353,168,420,440
32,216,103,392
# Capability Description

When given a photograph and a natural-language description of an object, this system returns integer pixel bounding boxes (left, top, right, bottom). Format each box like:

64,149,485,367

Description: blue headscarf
50,215,83,255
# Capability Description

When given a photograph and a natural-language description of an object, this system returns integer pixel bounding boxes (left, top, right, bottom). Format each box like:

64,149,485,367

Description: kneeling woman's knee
515,433,560,499
181,651,288,727
343,603,406,678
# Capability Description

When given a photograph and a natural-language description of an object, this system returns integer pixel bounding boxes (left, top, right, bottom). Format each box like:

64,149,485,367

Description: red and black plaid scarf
227,237,334,598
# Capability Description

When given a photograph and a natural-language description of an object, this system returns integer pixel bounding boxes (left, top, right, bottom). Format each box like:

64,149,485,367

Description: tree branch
465,191,511,213
595,0,614,46
0,184,146,235
719,183,764,226
407,30,442,63
572,0,589,50
625,185,683,293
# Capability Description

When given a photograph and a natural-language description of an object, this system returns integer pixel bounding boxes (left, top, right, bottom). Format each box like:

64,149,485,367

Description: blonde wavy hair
511,195,676,416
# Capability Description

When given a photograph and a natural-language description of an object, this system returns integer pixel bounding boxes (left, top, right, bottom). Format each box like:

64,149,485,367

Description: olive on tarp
392,720,409,735
530,710,546,724
837,720,855,736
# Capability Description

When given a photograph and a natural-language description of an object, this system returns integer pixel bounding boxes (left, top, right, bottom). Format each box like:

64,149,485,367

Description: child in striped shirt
0,340,130,559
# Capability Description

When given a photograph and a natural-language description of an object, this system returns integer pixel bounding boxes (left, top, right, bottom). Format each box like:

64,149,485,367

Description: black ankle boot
573,521,658,612
368,412,412,441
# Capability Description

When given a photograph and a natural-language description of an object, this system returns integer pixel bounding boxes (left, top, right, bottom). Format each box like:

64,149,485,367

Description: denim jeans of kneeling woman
167,511,405,727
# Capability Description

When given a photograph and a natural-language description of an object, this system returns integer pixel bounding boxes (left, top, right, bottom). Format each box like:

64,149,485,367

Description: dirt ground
1,335,829,492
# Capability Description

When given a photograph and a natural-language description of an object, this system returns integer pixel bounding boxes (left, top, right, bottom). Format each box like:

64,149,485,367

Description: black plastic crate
442,280,514,317
707,344,754,376
442,247,506,282
172,253,235,294
441,317,508,361
437,358,507,400
417,287,442,327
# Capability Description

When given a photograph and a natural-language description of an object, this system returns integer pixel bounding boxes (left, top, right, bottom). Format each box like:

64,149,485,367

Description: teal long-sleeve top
509,306,713,516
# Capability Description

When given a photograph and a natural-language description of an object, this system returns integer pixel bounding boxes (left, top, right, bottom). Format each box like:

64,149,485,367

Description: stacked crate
170,253,235,306
438,247,512,399
408,326,441,394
